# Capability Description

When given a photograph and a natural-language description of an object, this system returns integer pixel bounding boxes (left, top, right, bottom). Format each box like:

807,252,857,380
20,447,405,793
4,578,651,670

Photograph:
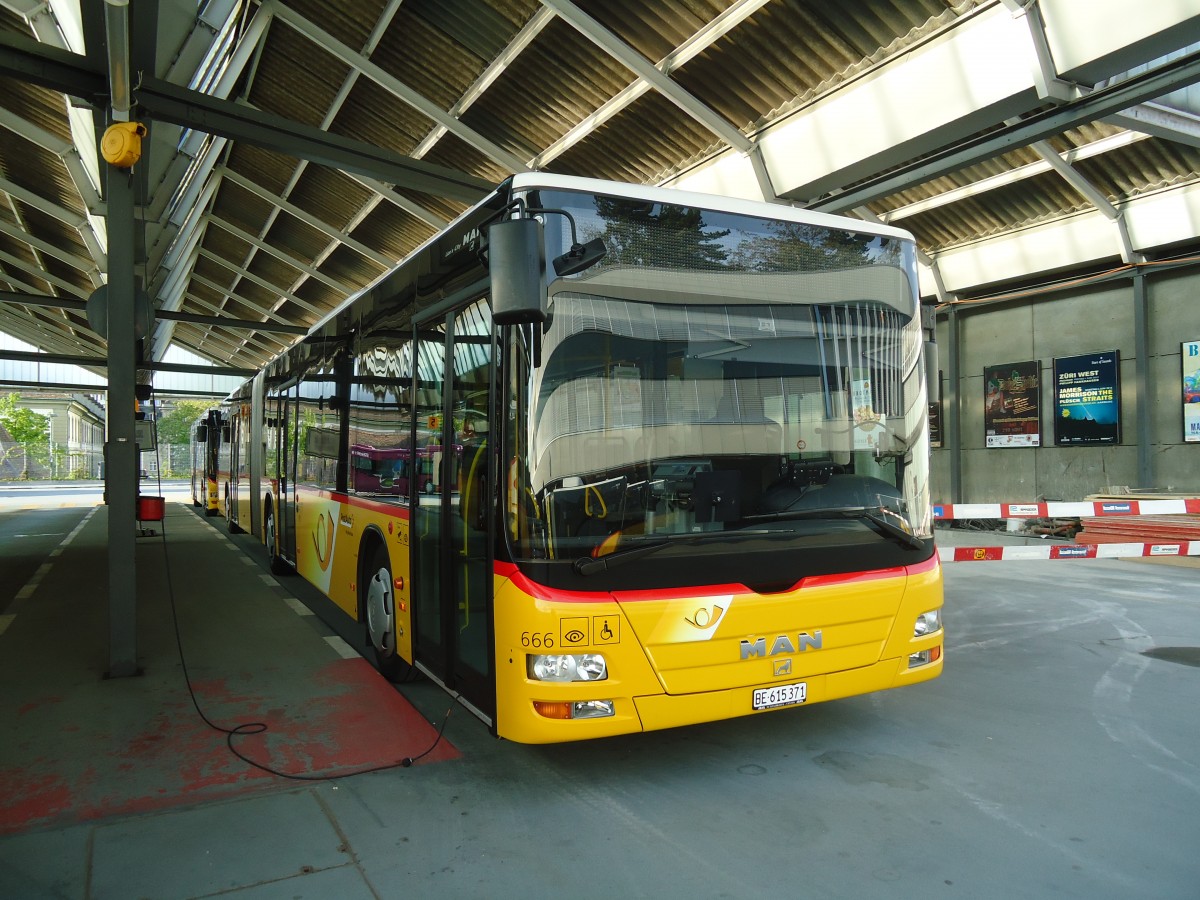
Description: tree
0,394,51,478
593,197,731,271
155,400,213,446
0,393,49,446
730,221,892,272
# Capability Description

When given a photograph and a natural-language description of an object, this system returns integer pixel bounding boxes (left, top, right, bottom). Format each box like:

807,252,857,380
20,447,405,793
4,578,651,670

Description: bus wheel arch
225,483,242,534
360,533,412,682
263,497,290,575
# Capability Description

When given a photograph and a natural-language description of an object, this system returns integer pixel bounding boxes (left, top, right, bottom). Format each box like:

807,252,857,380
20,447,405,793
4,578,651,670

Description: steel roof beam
216,1,407,350
167,308,283,359
169,330,271,369
412,6,555,162
533,0,771,170
197,249,326,317
0,288,308,335
262,0,529,176
0,348,254,377
188,270,297,327
883,130,1150,222
541,0,752,155
206,215,350,294
0,106,104,215
0,217,102,284
178,293,290,355
812,48,1200,214
133,74,494,203
1024,138,1142,264
1106,100,1200,149
0,248,89,299
219,168,394,270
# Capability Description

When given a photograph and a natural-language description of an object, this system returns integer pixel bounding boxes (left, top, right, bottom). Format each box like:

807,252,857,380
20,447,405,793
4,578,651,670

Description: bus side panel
294,488,347,604
291,488,415,664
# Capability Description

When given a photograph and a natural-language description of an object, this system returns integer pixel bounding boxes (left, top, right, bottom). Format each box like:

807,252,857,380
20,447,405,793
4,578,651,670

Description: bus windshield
504,189,932,571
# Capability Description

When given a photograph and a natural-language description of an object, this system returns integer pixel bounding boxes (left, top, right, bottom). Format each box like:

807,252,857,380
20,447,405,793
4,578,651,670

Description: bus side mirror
195,425,208,442
924,341,939,403
489,218,547,325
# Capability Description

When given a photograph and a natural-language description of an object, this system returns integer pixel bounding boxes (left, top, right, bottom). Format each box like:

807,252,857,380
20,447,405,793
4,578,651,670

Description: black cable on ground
158,519,452,778
145,400,451,778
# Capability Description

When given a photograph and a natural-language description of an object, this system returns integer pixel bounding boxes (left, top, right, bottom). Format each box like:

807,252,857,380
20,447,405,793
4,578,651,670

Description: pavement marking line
284,597,314,617
0,614,13,637
324,636,361,659
260,573,279,586
8,507,97,610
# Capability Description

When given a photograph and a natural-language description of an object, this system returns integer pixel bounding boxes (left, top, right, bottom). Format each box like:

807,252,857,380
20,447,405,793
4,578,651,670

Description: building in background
0,392,105,480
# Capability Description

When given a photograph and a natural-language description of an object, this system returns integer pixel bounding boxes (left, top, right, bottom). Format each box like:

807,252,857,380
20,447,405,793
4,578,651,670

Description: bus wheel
364,544,412,682
226,489,243,534
264,505,290,575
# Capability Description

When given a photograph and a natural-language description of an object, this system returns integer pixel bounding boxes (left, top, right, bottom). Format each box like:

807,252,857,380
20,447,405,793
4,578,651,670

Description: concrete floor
1,495,1198,899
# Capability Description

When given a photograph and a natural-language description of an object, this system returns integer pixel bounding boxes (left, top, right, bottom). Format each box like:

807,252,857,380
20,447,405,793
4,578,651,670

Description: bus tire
264,504,290,575
226,487,243,534
363,542,413,683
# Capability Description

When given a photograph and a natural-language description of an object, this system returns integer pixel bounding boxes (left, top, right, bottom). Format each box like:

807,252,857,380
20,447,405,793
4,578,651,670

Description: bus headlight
914,610,941,637
528,653,608,682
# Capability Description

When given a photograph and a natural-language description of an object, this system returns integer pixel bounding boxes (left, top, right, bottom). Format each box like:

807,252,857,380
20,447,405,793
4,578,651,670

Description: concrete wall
931,264,1200,505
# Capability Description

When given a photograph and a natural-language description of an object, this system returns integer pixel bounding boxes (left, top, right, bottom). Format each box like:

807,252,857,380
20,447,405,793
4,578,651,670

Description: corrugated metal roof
0,0,1197,380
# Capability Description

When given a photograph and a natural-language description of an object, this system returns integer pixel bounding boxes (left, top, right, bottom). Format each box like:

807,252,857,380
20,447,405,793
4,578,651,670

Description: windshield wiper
740,505,926,551
572,530,775,576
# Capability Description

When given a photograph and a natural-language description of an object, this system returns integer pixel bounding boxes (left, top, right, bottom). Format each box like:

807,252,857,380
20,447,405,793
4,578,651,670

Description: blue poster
1053,351,1120,445
1185,341,1200,443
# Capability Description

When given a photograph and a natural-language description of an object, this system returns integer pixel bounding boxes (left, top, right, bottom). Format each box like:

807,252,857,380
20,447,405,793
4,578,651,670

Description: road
0,481,191,620
1,486,1197,897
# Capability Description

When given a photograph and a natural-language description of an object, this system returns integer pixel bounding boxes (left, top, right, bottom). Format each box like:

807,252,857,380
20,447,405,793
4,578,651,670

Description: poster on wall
984,360,1041,447
1053,351,1120,445
1184,340,1200,442
929,369,943,448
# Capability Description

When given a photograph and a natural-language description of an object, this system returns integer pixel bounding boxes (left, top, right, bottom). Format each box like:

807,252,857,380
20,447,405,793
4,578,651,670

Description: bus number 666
521,632,555,649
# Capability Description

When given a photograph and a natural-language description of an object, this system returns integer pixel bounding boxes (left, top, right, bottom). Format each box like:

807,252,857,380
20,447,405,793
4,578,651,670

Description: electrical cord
159,523,452,778
146,397,451,779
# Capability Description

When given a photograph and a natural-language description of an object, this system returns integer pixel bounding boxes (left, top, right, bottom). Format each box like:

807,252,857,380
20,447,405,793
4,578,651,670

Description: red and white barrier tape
941,542,1200,563
935,498,1200,520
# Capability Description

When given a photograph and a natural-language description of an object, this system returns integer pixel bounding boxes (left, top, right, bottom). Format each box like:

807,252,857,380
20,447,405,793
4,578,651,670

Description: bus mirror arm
552,237,606,277
524,206,606,277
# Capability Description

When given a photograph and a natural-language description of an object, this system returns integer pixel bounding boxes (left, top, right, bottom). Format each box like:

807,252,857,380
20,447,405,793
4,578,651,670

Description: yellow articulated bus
190,408,224,517
221,174,943,743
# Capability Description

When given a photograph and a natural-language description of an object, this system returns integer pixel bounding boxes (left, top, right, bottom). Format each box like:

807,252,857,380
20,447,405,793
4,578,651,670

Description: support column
947,303,963,503
106,161,138,678
1132,270,1152,488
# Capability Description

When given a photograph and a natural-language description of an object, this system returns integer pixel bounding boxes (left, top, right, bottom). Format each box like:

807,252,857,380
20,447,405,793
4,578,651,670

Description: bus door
267,383,299,566
412,297,495,720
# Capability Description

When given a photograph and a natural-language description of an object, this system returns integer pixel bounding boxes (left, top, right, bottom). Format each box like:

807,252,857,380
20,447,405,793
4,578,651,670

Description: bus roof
251,174,918,397
508,173,916,243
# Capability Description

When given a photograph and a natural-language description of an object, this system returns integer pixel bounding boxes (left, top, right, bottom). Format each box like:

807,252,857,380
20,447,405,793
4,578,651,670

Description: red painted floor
0,505,459,836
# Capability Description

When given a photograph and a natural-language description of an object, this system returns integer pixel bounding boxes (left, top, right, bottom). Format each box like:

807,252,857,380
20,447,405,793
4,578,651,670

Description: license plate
752,681,807,710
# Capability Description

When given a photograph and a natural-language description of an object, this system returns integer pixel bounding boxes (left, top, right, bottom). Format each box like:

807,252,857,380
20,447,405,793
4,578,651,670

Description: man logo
774,659,793,677
740,631,823,659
